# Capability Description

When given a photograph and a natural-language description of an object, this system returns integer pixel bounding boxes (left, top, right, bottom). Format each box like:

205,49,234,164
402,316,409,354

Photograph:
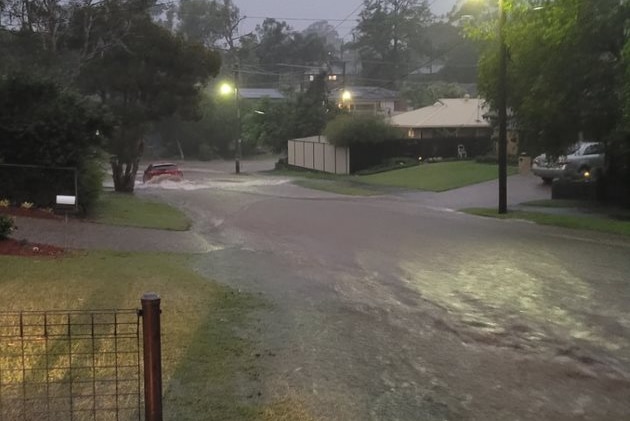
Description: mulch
1,206,65,257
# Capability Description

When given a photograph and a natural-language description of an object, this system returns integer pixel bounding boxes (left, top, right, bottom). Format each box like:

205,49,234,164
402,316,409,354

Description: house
390,96,491,139
329,86,408,116
238,88,285,101
390,96,518,157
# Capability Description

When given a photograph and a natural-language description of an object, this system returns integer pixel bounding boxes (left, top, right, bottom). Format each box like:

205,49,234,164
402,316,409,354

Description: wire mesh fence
0,310,143,421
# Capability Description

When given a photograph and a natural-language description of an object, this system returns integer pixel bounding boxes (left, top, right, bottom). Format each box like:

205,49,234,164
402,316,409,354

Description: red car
142,163,183,183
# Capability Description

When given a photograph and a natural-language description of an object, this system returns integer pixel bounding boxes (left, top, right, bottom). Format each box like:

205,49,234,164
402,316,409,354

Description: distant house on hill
238,88,285,101
329,86,408,116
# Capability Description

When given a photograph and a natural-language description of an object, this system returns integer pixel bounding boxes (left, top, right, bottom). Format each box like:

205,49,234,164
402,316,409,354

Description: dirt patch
0,238,65,257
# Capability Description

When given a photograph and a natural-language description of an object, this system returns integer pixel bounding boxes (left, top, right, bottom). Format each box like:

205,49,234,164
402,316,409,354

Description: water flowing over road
142,160,630,420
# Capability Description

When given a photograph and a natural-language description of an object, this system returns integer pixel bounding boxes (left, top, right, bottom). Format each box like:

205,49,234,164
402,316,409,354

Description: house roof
330,86,400,101
390,97,490,129
239,88,285,100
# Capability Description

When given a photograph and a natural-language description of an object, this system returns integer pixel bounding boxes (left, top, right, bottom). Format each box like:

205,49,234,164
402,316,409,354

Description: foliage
76,13,221,191
0,74,108,210
176,0,243,65
241,98,296,153
0,74,106,167
623,37,630,130
0,215,16,240
324,114,398,147
473,0,628,157
352,0,433,85
242,73,339,153
401,81,467,108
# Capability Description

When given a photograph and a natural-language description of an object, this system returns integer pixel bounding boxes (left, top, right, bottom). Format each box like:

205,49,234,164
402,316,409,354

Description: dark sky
233,0,459,39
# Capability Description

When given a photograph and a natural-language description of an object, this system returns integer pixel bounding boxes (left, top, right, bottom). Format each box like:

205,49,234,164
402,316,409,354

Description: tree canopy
473,0,629,156
353,0,433,86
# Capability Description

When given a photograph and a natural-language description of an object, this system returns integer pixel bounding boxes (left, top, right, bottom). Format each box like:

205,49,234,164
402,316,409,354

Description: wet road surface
142,161,630,420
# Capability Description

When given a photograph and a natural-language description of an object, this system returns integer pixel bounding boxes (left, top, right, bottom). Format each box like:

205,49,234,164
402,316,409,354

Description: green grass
462,208,630,237
91,191,190,230
270,162,518,195
360,161,518,192
520,199,597,208
0,251,317,420
293,179,381,196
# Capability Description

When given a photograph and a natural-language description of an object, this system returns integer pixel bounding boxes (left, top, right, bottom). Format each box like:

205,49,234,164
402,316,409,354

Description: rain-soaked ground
140,161,630,420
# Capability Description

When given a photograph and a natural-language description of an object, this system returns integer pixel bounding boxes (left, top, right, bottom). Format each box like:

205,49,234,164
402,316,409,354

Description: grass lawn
0,251,316,420
360,161,518,192
462,208,630,237
271,162,518,195
90,191,190,230
293,179,381,196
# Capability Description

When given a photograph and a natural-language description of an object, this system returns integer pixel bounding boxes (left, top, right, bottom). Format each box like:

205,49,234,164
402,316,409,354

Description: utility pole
497,0,508,214
234,64,241,174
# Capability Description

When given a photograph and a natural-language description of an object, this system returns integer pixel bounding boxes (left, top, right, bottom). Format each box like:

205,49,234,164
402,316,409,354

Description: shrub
324,114,399,147
0,215,16,240
77,158,105,213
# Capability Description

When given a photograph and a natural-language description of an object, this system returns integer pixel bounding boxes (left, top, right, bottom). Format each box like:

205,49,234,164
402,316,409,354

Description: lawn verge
462,208,630,237
90,191,190,230
270,161,518,194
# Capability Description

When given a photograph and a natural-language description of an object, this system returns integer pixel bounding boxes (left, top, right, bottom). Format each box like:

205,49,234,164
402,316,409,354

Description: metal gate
0,294,162,421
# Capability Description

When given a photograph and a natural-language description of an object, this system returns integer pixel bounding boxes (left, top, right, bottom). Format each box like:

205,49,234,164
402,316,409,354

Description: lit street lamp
218,68,242,174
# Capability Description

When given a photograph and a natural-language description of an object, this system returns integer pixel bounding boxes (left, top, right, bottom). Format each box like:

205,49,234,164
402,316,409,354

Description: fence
0,163,78,208
287,136,350,175
0,294,162,421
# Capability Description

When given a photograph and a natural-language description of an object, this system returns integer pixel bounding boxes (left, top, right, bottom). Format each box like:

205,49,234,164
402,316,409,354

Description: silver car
532,141,605,184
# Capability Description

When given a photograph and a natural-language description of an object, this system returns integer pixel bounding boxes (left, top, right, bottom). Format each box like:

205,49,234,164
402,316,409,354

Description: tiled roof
390,97,490,128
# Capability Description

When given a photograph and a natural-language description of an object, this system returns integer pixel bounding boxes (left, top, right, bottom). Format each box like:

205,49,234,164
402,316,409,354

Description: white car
532,142,605,184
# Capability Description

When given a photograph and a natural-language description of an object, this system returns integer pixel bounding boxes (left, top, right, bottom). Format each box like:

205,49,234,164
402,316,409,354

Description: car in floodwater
142,162,183,183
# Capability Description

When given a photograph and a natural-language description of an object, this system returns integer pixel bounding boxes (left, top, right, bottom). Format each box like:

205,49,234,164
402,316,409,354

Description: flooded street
143,160,630,420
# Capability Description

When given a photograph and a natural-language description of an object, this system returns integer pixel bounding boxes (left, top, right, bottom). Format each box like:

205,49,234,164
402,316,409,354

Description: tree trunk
110,156,139,192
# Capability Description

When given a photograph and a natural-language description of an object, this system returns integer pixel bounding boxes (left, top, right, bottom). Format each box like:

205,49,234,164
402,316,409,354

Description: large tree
75,8,221,191
474,0,628,156
353,0,433,86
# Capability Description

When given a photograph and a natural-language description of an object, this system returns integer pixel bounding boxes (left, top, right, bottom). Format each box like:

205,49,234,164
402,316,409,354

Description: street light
218,71,242,174
497,0,508,214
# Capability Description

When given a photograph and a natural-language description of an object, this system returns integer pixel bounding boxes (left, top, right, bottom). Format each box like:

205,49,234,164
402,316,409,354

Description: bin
518,154,531,175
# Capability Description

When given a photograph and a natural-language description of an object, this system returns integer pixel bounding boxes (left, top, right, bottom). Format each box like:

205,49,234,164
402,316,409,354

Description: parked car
532,142,605,184
142,162,183,183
